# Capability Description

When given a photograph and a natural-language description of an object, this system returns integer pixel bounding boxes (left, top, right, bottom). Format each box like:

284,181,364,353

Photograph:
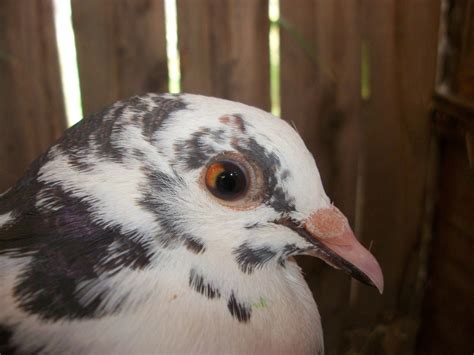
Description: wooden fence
0,0,448,353
418,1,474,353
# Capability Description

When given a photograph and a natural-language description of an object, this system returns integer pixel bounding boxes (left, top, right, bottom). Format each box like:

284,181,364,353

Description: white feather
0,211,14,228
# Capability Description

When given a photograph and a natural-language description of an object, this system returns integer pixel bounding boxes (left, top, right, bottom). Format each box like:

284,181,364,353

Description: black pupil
216,171,240,194
213,162,247,199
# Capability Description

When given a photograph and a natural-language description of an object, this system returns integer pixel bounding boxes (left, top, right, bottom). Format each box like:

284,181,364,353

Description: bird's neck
107,249,323,354
112,244,310,316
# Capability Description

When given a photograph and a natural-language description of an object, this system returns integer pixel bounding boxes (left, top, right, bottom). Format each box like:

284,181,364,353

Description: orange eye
205,160,248,201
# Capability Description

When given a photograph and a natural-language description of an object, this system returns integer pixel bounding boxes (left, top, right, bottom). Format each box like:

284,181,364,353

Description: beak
277,206,384,293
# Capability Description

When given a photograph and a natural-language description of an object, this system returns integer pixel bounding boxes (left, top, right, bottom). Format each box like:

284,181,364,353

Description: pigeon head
152,94,383,292
31,93,381,292
0,93,383,353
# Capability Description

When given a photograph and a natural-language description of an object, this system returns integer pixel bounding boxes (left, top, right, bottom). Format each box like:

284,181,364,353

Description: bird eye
205,161,248,201
202,152,265,209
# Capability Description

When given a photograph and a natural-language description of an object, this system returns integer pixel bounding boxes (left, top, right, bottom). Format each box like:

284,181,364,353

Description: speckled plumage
0,93,382,354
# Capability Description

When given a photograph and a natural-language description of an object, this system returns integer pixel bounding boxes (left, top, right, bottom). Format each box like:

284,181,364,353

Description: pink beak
304,206,384,293
277,206,384,293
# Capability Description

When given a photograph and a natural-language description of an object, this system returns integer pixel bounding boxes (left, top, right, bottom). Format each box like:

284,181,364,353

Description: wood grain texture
418,1,474,352
280,1,361,351
346,1,441,349
0,0,66,192
72,0,168,116
418,137,474,354
177,0,270,111
437,0,474,101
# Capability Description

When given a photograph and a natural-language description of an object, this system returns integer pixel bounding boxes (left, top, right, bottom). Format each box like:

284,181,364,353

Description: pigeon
0,93,383,354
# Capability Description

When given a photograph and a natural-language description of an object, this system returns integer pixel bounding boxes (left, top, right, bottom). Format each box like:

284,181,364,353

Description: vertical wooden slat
280,1,361,352
72,0,168,116
0,0,66,192
436,0,474,102
418,1,474,352
177,0,270,111
418,138,474,354
346,1,441,352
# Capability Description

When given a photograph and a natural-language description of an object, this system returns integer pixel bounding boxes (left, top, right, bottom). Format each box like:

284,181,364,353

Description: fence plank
418,1,474,352
280,0,361,352
345,1,441,352
177,0,270,111
72,0,168,116
0,0,66,192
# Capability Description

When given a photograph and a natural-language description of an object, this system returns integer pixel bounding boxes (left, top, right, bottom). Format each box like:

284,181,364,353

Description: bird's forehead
155,94,329,214
156,94,303,164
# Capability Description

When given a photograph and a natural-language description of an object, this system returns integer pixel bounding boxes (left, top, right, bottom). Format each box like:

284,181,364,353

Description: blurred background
0,0,472,353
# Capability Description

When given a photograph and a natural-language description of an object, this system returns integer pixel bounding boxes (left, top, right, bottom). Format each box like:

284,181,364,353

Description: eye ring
201,152,264,209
